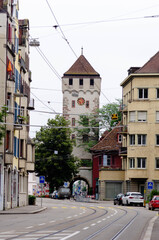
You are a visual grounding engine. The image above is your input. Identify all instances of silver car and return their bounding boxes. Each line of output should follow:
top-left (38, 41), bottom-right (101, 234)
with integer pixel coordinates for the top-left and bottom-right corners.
top-left (122, 192), bottom-right (144, 206)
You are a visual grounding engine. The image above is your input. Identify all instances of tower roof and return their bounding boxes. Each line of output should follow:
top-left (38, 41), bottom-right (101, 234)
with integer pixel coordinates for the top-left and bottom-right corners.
top-left (63, 55), bottom-right (100, 77)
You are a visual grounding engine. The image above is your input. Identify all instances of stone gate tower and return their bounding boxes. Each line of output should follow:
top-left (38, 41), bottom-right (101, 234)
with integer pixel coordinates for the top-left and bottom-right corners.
top-left (62, 53), bottom-right (101, 169)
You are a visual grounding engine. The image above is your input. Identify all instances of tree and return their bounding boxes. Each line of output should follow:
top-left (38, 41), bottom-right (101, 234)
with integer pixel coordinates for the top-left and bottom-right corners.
top-left (35, 115), bottom-right (81, 192)
top-left (0, 107), bottom-right (7, 145)
top-left (98, 99), bottom-right (122, 130)
top-left (76, 99), bottom-right (122, 152)
top-left (76, 114), bottom-right (99, 152)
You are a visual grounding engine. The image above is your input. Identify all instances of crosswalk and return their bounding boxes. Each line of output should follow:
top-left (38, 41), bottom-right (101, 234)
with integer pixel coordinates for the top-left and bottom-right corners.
top-left (0, 230), bottom-right (80, 240)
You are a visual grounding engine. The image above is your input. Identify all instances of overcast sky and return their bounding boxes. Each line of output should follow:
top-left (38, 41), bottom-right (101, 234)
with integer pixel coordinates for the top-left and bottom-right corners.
top-left (19, 0), bottom-right (159, 137)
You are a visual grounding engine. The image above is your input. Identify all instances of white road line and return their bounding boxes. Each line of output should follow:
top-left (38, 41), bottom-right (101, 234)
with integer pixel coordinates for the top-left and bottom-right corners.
top-left (61, 231), bottom-right (80, 240)
top-left (67, 216), bottom-right (72, 218)
top-left (38, 223), bottom-right (46, 226)
top-left (97, 220), bottom-right (101, 223)
top-left (142, 215), bottom-right (158, 240)
top-left (83, 227), bottom-right (89, 230)
top-left (102, 218), bottom-right (106, 221)
top-left (91, 223), bottom-right (96, 226)
top-left (49, 220), bottom-right (56, 223)
top-left (26, 226), bottom-right (33, 229)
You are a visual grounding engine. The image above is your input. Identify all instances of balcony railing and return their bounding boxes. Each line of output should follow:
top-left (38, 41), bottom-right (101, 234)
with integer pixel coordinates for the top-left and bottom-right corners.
top-left (120, 147), bottom-right (127, 155)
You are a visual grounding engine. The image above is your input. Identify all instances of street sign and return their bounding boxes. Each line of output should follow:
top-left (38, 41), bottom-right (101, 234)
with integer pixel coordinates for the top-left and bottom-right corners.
top-left (64, 182), bottom-right (68, 188)
top-left (112, 114), bottom-right (118, 120)
top-left (39, 176), bottom-right (45, 184)
top-left (148, 182), bottom-right (153, 190)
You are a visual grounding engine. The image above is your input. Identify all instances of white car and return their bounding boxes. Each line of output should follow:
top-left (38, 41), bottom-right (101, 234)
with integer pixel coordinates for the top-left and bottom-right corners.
top-left (122, 192), bottom-right (144, 206)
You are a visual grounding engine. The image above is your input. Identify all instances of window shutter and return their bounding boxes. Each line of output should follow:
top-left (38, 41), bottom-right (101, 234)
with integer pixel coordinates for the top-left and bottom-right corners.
top-left (156, 112), bottom-right (159, 122)
top-left (129, 111), bottom-right (135, 122)
top-left (138, 111), bottom-right (147, 121)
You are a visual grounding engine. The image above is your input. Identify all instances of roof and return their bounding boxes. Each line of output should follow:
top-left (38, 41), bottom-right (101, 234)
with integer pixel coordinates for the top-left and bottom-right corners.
top-left (136, 51), bottom-right (159, 73)
top-left (91, 124), bottom-right (121, 152)
top-left (63, 55), bottom-right (100, 77)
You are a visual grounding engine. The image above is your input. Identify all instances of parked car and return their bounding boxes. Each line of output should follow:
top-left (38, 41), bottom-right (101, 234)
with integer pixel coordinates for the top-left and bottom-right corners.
top-left (148, 195), bottom-right (159, 210)
top-left (58, 187), bottom-right (71, 199)
top-left (122, 192), bottom-right (144, 206)
top-left (114, 193), bottom-right (124, 205)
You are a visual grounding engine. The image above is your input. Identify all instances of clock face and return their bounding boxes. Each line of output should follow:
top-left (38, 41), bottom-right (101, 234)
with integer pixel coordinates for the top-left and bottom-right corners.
top-left (77, 97), bottom-right (85, 105)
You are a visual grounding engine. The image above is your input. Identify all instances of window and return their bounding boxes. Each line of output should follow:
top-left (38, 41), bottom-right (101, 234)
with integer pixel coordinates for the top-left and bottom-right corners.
top-left (137, 134), bottom-right (146, 145)
top-left (137, 158), bottom-right (146, 168)
top-left (6, 131), bottom-right (10, 151)
top-left (99, 156), bottom-right (102, 166)
top-left (103, 155), bottom-right (111, 166)
top-left (156, 135), bottom-right (159, 145)
top-left (155, 158), bottom-right (159, 169)
top-left (20, 139), bottom-right (24, 158)
top-left (69, 78), bottom-right (73, 85)
top-left (79, 78), bottom-right (83, 86)
top-left (129, 134), bottom-right (135, 145)
top-left (138, 111), bottom-right (147, 122)
top-left (129, 158), bottom-right (135, 168)
top-left (138, 88), bottom-right (148, 99)
top-left (72, 100), bottom-right (75, 108)
top-left (90, 78), bottom-right (94, 86)
top-left (156, 112), bottom-right (159, 122)
top-left (83, 134), bottom-right (89, 143)
top-left (129, 111), bottom-right (135, 122)
top-left (86, 101), bottom-right (89, 108)
top-left (118, 134), bottom-right (122, 143)
top-left (71, 134), bottom-right (75, 140)
top-left (157, 89), bottom-right (159, 99)
top-left (72, 118), bottom-right (75, 126)
top-left (7, 93), bottom-right (11, 112)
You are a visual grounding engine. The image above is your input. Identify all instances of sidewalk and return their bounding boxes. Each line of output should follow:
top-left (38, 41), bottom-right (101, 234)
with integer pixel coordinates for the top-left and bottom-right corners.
top-left (0, 205), bottom-right (47, 215)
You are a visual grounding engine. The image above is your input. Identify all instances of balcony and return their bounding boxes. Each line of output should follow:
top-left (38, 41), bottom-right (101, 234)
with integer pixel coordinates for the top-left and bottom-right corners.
top-left (14, 122), bottom-right (23, 130)
top-left (5, 152), bottom-right (13, 165)
top-left (120, 147), bottom-right (127, 156)
top-left (19, 158), bottom-right (26, 169)
top-left (26, 162), bottom-right (35, 172)
top-left (27, 98), bottom-right (35, 110)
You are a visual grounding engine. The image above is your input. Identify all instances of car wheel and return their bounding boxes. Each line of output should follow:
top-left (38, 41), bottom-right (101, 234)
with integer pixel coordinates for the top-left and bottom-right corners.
top-left (114, 202), bottom-right (116, 205)
top-left (152, 207), bottom-right (155, 211)
top-left (148, 206), bottom-right (151, 210)
top-left (140, 203), bottom-right (143, 207)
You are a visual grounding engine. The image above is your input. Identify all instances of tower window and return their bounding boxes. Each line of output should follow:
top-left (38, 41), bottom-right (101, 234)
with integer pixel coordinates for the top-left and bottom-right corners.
top-left (90, 79), bottom-right (94, 86)
top-left (69, 78), bottom-right (73, 85)
top-left (86, 101), bottom-right (89, 108)
top-left (72, 118), bottom-right (75, 126)
top-left (72, 100), bottom-right (75, 108)
top-left (79, 78), bottom-right (83, 86)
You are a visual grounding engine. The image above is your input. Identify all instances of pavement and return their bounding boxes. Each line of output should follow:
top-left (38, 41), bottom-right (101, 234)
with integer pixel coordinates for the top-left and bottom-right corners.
top-left (0, 205), bottom-right (47, 214)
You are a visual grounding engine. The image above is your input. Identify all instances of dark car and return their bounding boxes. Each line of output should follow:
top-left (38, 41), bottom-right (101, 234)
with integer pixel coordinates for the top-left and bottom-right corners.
top-left (114, 193), bottom-right (124, 205)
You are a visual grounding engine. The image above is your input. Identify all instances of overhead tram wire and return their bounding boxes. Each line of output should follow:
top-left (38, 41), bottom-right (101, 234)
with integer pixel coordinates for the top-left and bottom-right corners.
top-left (45, 0), bottom-right (111, 103)
top-left (45, 0), bottom-right (78, 59)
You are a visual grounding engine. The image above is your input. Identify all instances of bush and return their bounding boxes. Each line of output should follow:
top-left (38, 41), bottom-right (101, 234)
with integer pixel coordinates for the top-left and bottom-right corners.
top-left (148, 189), bottom-right (159, 201)
top-left (29, 195), bottom-right (36, 205)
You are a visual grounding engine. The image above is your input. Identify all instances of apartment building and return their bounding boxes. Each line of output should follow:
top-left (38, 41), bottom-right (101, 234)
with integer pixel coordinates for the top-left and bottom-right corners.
top-left (120, 51), bottom-right (159, 196)
top-left (0, 0), bottom-right (35, 210)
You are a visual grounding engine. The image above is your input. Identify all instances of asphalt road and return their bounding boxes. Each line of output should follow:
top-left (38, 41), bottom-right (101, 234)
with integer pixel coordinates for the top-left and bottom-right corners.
top-left (0, 198), bottom-right (157, 240)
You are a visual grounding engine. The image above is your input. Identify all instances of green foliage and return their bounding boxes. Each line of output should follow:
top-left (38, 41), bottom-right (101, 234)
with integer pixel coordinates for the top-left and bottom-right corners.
top-left (148, 189), bottom-right (159, 201)
top-left (35, 115), bottom-right (81, 192)
top-left (98, 99), bottom-right (122, 130)
top-left (76, 114), bottom-right (99, 152)
top-left (0, 107), bottom-right (7, 145)
top-left (28, 195), bottom-right (36, 205)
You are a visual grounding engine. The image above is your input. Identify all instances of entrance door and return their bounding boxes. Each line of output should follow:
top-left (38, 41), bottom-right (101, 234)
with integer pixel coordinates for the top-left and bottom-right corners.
top-left (139, 184), bottom-right (145, 196)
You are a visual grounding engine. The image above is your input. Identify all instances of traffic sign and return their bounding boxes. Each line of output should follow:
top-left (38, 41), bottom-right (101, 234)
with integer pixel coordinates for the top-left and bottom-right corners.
top-left (112, 114), bottom-right (118, 120)
top-left (148, 182), bottom-right (153, 190)
top-left (39, 176), bottom-right (45, 184)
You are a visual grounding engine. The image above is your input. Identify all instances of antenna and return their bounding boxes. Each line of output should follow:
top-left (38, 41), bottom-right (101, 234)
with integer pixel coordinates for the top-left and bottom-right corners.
top-left (81, 47), bottom-right (83, 55)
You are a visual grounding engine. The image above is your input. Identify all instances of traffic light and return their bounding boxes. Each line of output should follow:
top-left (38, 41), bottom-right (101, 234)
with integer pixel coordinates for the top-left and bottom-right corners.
top-left (112, 114), bottom-right (118, 120)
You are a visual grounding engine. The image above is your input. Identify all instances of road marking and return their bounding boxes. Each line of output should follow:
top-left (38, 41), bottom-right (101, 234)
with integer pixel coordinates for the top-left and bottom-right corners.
top-left (0, 235), bottom-right (17, 237)
top-left (38, 223), bottom-right (46, 226)
top-left (26, 226), bottom-right (33, 229)
top-left (83, 227), bottom-right (89, 230)
top-left (102, 218), bottom-right (106, 220)
top-left (142, 215), bottom-right (158, 240)
top-left (52, 207), bottom-right (58, 208)
top-left (91, 223), bottom-right (96, 226)
top-left (97, 220), bottom-right (101, 223)
top-left (67, 216), bottom-right (72, 218)
top-left (49, 220), bottom-right (56, 223)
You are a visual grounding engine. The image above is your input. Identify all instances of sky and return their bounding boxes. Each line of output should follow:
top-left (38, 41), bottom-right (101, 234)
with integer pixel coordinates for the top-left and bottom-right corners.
top-left (19, 0), bottom-right (159, 137)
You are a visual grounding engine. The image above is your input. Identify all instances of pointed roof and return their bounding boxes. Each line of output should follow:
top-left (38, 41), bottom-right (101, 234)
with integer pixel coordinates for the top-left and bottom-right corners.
top-left (63, 55), bottom-right (100, 77)
top-left (135, 51), bottom-right (159, 73)
top-left (91, 124), bottom-right (121, 152)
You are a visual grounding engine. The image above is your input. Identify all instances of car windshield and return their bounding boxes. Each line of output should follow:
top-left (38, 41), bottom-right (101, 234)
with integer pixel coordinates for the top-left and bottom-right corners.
top-left (155, 197), bottom-right (159, 200)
